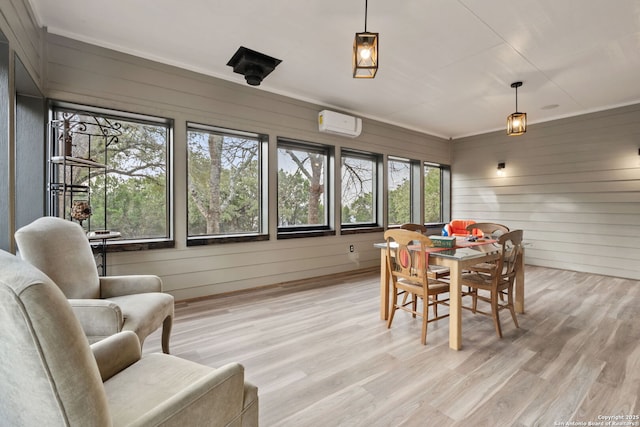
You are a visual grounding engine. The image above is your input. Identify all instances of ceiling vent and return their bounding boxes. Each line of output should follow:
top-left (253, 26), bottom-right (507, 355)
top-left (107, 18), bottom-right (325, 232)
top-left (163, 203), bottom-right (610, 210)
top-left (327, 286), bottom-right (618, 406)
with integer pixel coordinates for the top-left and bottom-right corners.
top-left (226, 46), bottom-right (282, 86)
top-left (318, 110), bottom-right (362, 138)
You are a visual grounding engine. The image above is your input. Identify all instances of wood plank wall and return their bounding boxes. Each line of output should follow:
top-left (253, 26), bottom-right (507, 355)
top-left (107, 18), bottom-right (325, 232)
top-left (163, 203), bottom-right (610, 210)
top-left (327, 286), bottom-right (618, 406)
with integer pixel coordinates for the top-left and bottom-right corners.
top-left (0, 0), bottom-right (43, 89)
top-left (0, 0), bottom-right (43, 252)
top-left (44, 34), bottom-right (451, 300)
top-left (452, 105), bottom-right (640, 280)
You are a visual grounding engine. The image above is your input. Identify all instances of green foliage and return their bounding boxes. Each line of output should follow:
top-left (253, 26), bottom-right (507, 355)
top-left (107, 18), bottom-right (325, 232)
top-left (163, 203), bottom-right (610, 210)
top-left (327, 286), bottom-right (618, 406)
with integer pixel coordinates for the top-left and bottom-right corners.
top-left (277, 168), bottom-right (312, 225)
top-left (187, 132), bottom-right (260, 235)
top-left (424, 166), bottom-right (441, 222)
top-left (64, 111), bottom-right (445, 239)
top-left (387, 178), bottom-right (411, 225)
top-left (343, 193), bottom-right (374, 223)
top-left (67, 112), bottom-right (168, 239)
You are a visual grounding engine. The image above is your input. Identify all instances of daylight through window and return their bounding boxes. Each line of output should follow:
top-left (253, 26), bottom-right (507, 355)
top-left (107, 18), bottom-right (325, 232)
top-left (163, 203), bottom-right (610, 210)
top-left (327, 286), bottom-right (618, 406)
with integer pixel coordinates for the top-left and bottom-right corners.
top-left (341, 150), bottom-right (378, 226)
top-left (187, 124), bottom-right (265, 238)
top-left (51, 106), bottom-right (171, 242)
top-left (277, 139), bottom-right (330, 231)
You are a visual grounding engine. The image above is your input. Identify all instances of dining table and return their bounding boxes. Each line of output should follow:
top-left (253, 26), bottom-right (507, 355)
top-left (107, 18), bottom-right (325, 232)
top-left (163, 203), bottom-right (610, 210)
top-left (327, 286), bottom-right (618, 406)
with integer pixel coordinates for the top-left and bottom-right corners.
top-left (375, 237), bottom-right (525, 350)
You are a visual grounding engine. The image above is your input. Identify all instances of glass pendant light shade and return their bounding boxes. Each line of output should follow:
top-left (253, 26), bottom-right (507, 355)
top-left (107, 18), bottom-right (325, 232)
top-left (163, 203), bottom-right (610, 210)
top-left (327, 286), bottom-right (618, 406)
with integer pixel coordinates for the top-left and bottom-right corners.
top-left (353, 32), bottom-right (378, 78)
top-left (507, 81), bottom-right (526, 136)
top-left (353, 0), bottom-right (378, 78)
top-left (507, 111), bottom-right (527, 136)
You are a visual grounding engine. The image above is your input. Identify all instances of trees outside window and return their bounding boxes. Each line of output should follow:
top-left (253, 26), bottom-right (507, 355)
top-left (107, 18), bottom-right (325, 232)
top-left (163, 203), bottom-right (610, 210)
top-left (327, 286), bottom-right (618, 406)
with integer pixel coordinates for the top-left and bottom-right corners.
top-left (341, 151), bottom-right (378, 226)
top-left (277, 140), bottom-right (330, 229)
top-left (51, 107), bottom-right (170, 241)
top-left (424, 163), bottom-right (442, 223)
top-left (187, 125), bottom-right (264, 237)
top-left (387, 157), bottom-right (411, 225)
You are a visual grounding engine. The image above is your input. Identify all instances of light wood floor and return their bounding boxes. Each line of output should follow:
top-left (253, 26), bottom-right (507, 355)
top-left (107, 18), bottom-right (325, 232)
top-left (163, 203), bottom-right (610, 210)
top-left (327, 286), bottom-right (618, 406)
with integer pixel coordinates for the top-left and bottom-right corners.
top-left (143, 265), bottom-right (640, 427)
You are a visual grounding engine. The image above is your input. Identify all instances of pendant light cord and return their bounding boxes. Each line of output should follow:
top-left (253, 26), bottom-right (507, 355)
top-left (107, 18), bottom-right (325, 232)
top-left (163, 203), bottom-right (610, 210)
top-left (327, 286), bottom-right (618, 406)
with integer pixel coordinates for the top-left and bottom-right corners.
top-left (364, 0), bottom-right (368, 32)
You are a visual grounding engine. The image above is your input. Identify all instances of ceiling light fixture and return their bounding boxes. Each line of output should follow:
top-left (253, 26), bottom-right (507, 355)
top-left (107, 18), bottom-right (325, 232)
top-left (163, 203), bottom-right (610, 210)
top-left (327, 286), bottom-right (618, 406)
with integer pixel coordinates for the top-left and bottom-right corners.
top-left (497, 162), bottom-right (506, 176)
top-left (353, 0), bottom-right (378, 79)
top-left (507, 81), bottom-right (526, 136)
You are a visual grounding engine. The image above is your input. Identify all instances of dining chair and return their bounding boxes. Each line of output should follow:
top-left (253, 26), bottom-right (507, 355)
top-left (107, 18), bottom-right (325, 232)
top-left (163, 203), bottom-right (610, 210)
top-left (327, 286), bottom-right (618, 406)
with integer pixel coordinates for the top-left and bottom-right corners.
top-left (399, 223), bottom-right (427, 233)
top-left (400, 223), bottom-right (450, 280)
top-left (460, 229), bottom-right (523, 338)
top-left (465, 222), bottom-right (511, 275)
top-left (465, 222), bottom-right (510, 239)
top-left (384, 229), bottom-right (450, 345)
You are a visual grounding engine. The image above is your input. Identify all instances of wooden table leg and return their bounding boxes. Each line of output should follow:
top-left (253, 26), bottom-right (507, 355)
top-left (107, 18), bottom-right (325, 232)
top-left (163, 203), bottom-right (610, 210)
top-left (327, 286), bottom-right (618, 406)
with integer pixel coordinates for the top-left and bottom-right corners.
top-left (380, 249), bottom-right (389, 320)
top-left (449, 262), bottom-right (462, 350)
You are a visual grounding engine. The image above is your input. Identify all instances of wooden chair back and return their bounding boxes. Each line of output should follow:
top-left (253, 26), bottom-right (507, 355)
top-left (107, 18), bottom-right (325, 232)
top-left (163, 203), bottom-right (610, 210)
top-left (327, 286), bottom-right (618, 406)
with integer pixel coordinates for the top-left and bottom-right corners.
top-left (384, 229), bottom-right (433, 287)
top-left (399, 223), bottom-right (427, 233)
top-left (466, 222), bottom-right (510, 239)
top-left (495, 229), bottom-right (523, 286)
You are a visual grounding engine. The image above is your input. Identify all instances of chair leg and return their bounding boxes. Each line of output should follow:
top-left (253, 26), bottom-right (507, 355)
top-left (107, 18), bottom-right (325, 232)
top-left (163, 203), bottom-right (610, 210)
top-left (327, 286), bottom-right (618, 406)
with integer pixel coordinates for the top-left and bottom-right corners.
top-left (491, 291), bottom-right (503, 338)
top-left (387, 287), bottom-right (398, 328)
top-left (162, 315), bottom-right (173, 354)
top-left (421, 295), bottom-right (428, 345)
top-left (432, 294), bottom-right (438, 317)
top-left (507, 287), bottom-right (519, 329)
top-left (412, 294), bottom-right (417, 318)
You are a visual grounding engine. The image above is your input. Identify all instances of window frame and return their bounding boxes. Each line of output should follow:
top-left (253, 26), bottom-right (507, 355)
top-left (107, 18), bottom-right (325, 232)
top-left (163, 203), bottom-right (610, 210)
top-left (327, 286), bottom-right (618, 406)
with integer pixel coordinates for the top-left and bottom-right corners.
top-left (386, 156), bottom-right (414, 227)
top-left (49, 101), bottom-right (174, 250)
top-left (340, 149), bottom-right (382, 230)
top-left (423, 161), bottom-right (450, 226)
top-left (186, 122), bottom-right (269, 246)
top-left (276, 137), bottom-right (335, 239)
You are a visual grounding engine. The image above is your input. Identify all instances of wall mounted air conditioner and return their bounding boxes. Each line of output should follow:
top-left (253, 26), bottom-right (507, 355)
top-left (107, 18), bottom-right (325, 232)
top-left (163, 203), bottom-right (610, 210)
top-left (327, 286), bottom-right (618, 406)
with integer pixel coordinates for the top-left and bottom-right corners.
top-left (318, 110), bottom-right (362, 138)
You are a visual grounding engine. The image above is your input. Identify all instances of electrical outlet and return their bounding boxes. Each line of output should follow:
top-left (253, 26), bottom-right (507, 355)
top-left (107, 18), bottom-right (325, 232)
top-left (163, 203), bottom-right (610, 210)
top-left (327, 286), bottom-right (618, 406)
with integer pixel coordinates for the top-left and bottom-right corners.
top-left (349, 244), bottom-right (355, 253)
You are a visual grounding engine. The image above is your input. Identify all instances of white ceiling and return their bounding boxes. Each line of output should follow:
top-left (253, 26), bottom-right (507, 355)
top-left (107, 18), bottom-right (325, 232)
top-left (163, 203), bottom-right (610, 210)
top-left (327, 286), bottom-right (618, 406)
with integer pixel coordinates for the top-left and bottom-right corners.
top-left (28, 0), bottom-right (640, 139)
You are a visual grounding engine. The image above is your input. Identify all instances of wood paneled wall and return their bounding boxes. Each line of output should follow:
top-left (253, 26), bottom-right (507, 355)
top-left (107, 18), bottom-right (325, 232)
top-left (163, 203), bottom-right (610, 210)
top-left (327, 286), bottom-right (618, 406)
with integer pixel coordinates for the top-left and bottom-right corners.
top-left (452, 105), bottom-right (640, 280)
top-left (0, 0), bottom-right (43, 89)
top-left (0, 0), bottom-right (44, 252)
top-left (44, 34), bottom-right (450, 300)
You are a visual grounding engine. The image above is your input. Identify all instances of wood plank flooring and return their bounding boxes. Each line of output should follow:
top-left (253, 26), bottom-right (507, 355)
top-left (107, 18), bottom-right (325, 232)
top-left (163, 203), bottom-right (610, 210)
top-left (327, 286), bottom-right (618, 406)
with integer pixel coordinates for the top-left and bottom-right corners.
top-left (143, 266), bottom-right (640, 427)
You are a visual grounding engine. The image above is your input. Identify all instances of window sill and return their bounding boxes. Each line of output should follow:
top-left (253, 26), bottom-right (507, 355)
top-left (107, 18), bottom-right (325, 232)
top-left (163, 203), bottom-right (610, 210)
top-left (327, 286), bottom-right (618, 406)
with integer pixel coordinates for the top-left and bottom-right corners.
top-left (187, 234), bottom-right (270, 246)
top-left (341, 226), bottom-right (384, 235)
top-left (277, 229), bottom-right (336, 239)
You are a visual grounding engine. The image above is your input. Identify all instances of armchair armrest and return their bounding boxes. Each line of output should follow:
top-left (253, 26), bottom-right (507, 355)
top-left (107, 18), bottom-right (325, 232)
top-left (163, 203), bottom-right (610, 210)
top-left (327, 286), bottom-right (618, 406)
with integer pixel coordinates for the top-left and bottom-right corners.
top-left (129, 361), bottom-right (247, 427)
top-left (69, 298), bottom-right (123, 338)
top-left (99, 275), bottom-right (162, 298)
top-left (91, 331), bottom-right (142, 381)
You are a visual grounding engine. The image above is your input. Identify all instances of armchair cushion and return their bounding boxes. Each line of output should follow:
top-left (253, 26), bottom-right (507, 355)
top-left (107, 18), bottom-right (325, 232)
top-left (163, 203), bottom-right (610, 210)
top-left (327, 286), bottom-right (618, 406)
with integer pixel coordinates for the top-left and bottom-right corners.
top-left (108, 292), bottom-right (174, 347)
top-left (105, 358), bottom-right (249, 427)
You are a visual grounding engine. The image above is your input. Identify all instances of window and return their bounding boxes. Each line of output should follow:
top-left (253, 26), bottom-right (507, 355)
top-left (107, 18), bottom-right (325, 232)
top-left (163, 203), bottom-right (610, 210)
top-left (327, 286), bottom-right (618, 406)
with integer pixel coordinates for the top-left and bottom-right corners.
top-left (424, 162), bottom-right (442, 223)
top-left (277, 138), bottom-right (332, 235)
top-left (50, 104), bottom-right (171, 244)
top-left (387, 157), bottom-right (411, 225)
top-left (341, 150), bottom-right (379, 227)
top-left (187, 124), bottom-right (266, 241)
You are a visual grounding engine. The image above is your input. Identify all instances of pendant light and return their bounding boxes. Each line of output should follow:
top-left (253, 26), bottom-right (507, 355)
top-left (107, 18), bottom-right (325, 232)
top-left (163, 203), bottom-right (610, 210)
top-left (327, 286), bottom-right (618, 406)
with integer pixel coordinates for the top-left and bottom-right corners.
top-left (507, 81), bottom-right (526, 136)
top-left (353, 0), bottom-right (378, 78)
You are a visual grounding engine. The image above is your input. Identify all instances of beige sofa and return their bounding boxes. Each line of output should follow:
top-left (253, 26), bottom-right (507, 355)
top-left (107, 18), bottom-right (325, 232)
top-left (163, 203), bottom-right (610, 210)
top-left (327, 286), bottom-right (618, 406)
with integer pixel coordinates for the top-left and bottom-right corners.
top-left (0, 249), bottom-right (258, 426)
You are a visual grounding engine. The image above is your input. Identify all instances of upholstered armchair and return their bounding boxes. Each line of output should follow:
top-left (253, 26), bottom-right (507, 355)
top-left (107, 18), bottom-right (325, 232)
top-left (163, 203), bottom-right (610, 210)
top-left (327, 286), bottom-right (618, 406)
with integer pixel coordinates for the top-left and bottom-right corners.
top-left (15, 216), bottom-right (174, 353)
top-left (443, 219), bottom-right (484, 237)
top-left (0, 249), bottom-right (258, 426)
